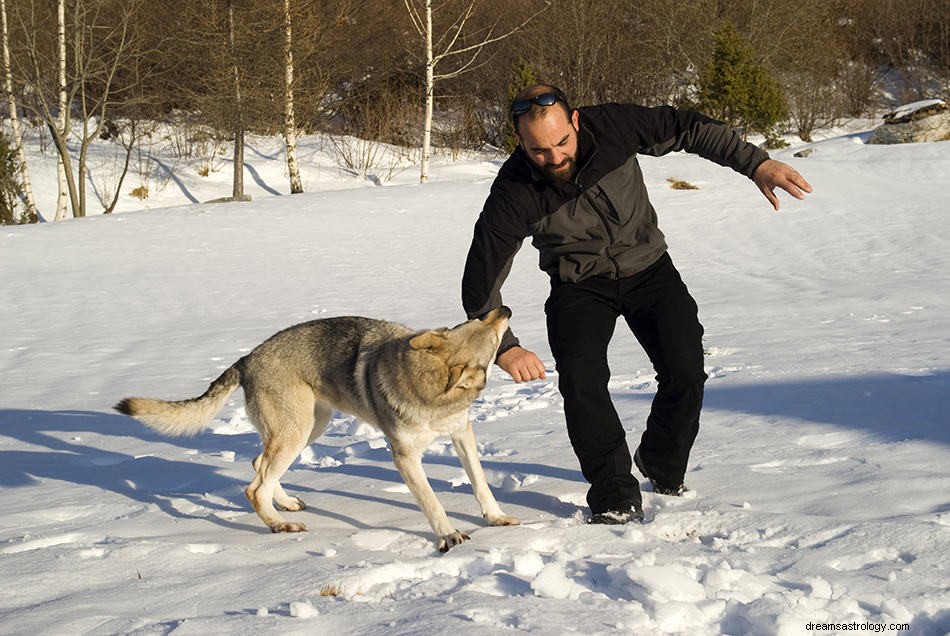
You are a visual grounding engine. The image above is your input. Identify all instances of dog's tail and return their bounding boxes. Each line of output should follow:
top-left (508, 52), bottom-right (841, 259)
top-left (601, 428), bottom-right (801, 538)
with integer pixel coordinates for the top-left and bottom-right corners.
top-left (114, 365), bottom-right (241, 437)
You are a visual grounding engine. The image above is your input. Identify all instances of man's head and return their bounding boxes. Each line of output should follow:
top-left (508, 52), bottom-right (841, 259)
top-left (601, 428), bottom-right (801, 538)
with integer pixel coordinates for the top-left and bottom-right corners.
top-left (511, 84), bottom-right (579, 182)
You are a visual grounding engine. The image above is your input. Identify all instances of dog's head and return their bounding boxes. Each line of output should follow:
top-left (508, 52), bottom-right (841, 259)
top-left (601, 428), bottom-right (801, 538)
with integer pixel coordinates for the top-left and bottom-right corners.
top-left (407, 306), bottom-right (511, 402)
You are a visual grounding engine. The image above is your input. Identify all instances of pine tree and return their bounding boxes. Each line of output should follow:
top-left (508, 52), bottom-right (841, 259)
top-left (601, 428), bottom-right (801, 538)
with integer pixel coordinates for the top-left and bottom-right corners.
top-left (504, 59), bottom-right (538, 153)
top-left (699, 22), bottom-right (788, 140)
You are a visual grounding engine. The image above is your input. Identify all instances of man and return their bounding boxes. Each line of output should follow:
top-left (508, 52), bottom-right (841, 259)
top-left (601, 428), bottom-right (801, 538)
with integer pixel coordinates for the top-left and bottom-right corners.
top-left (461, 84), bottom-right (812, 525)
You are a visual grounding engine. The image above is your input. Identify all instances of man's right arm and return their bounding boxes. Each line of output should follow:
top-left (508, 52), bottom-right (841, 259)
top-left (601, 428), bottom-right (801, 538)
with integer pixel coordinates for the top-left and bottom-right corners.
top-left (461, 185), bottom-right (535, 360)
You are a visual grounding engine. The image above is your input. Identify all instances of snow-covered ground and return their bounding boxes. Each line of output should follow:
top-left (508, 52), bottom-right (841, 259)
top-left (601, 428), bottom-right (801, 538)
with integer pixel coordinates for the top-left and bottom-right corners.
top-left (1, 121), bottom-right (948, 635)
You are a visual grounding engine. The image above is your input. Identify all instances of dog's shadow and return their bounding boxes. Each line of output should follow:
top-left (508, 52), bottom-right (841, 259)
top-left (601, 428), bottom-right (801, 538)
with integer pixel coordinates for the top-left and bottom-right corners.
top-left (0, 409), bottom-right (268, 532)
top-left (0, 409), bottom-right (580, 534)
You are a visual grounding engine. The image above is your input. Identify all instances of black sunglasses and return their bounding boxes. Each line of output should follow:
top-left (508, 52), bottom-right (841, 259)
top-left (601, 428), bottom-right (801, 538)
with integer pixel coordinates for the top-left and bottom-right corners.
top-left (510, 92), bottom-right (570, 123)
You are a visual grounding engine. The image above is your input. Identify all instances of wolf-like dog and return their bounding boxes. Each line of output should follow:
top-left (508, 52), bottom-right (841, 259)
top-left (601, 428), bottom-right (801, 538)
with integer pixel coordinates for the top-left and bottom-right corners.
top-left (115, 307), bottom-right (518, 552)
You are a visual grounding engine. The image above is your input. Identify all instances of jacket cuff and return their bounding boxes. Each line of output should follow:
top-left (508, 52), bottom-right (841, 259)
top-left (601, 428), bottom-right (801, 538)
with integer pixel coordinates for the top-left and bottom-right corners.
top-left (496, 328), bottom-right (520, 359)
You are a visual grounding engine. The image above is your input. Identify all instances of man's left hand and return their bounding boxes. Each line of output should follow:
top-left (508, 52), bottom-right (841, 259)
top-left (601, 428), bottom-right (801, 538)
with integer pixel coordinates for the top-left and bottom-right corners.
top-left (752, 159), bottom-right (813, 211)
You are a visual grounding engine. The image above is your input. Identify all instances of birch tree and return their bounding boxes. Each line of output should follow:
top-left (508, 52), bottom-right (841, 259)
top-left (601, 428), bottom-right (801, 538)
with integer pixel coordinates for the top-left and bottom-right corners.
top-left (54, 0), bottom-right (67, 220)
top-left (282, 0), bottom-right (302, 193)
top-left (403, 0), bottom-right (548, 183)
top-left (1, 0), bottom-right (35, 222)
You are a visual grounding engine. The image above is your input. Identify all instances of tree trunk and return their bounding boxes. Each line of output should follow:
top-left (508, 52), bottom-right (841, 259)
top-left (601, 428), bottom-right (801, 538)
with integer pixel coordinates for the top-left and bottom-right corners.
top-left (54, 0), bottom-right (69, 221)
top-left (419, 0), bottom-right (433, 183)
top-left (283, 0), bottom-right (303, 194)
top-left (228, 0), bottom-right (248, 201)
top-left (1, 0), bottom-right (37, 222)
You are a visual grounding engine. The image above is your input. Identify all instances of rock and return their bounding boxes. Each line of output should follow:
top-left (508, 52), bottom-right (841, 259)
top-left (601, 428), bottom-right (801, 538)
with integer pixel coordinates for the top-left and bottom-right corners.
top-left (867, 99), bottom-right (950, 144)
top-left (793, 147), bottom-right (817, 158)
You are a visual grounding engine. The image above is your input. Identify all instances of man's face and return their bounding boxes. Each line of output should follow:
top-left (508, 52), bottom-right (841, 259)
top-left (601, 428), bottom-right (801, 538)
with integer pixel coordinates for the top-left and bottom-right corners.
top-left (516, 108), bottom-right (580, 182)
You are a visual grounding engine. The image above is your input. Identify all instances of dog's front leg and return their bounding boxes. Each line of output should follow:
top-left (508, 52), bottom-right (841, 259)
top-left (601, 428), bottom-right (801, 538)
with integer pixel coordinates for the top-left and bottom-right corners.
top-left (451, 421), bottom-right (520, 527)
top-left (390, 450), bottom-right (469, 552)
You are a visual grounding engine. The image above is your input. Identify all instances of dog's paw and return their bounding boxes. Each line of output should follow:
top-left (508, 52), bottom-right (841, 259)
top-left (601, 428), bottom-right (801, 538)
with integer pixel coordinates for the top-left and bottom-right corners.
top-left (486, 514), bottom-right (520, 527)
top-left (270, 521), bottom-right (307, 533)
top-left (277, 497), bottom-right (306, 512)
top-left (438, 530), bottom-right (471, 553)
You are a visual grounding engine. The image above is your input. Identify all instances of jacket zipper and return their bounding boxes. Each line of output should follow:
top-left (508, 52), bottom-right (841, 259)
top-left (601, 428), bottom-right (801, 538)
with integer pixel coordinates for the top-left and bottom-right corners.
top-left (581, 185), bottom-right (622, 277)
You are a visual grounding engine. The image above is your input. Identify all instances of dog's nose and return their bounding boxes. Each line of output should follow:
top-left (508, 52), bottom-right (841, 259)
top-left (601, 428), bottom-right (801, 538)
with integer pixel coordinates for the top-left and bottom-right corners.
top-left (494, 306), bottom-right (512, 320)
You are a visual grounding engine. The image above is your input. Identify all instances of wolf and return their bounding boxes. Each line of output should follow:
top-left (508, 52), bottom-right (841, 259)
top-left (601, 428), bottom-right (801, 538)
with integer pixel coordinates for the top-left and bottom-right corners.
top-left (115, 307), bottom-right (519, 552)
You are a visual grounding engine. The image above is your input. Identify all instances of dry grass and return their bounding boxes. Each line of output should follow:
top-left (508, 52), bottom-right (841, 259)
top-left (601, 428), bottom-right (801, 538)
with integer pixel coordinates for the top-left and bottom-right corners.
top-left (667, 177), bottom-right (699, 190)
top-left (318, 583), bottom-right (343, 597)
top-left (129, 185), bottom-right (149, 200)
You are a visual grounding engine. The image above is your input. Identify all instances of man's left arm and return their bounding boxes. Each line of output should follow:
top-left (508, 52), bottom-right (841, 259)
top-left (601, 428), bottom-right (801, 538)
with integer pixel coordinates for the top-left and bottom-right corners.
top-left (614, 105), bottom-right (813, 209)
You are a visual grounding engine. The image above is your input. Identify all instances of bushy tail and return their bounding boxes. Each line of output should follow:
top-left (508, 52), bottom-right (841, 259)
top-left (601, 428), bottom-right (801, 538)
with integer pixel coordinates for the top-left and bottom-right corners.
top-left (114, 366), bottom-right (241, 437)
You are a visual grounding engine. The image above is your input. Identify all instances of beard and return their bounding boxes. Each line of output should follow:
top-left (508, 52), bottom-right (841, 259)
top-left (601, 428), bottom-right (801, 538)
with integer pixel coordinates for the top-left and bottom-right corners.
top-left (541, 156), bottom-right (576, 182)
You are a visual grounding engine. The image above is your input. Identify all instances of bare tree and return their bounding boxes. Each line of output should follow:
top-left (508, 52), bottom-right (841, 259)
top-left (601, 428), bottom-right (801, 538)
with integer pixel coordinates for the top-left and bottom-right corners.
top-left (54, 0), bottom-right (67, 220)
top-left (403, 0), bottom-right (548, 182)
top-left (282, 0), bottom-right (302, 194)
top-left (226, 0), bottom-right (250, 201)
top-left (13, 0), bottom-right (149, 218)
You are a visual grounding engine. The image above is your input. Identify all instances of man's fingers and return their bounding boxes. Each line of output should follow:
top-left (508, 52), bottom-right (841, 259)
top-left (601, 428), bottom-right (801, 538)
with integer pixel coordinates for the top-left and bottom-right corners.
top-left (760, 183), bottom-right (780, 211)
top-left (497, 347), bottom-right (547, 383)
top-left (782, 171), bottom-right (812, 200)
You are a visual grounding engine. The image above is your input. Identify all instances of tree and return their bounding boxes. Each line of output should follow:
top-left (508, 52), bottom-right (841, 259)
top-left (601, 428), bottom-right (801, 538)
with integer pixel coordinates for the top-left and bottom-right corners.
top-left (13, 0), bottom-right (151, 219)
top-left (403, 0), bottom-right (547, 182)
top-left (225, 0), bottom-right (249, 201)
top-left (0, 130), bottom-right (26, 224)
top-left (54, 0), bottom-right (67, 220)
top-left (282, 0), bottom-right (302, 194)
top-left (698, 22), bottom-right (788, 140)
top-left (0, 0), bottom-right (35, 222)
top-left (503, 58), bottom-right (537, 152)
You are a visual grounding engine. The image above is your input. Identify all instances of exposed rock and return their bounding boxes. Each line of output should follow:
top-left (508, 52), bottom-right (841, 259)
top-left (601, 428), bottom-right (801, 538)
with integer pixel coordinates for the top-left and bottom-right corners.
top-left (868, 99), bottom-right (950, 144)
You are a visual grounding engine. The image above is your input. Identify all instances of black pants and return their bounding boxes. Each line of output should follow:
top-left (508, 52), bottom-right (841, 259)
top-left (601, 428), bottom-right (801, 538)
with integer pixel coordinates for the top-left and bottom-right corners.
top-left (544, 253), bottom-right (707, 514)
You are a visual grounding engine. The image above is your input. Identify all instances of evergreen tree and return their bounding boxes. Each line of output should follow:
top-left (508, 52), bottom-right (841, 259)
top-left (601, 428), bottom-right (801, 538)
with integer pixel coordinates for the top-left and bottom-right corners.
top-left (0, 132), bottom-right (30, 225)
top-left (504, 59), bottom-right (538, 153)
top-left (699, 22), bottom-right (788, 140)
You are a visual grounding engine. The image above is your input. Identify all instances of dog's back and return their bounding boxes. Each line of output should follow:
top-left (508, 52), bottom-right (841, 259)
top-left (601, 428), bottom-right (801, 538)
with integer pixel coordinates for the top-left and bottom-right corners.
top-left (239, 316), bottom-right (412, 425)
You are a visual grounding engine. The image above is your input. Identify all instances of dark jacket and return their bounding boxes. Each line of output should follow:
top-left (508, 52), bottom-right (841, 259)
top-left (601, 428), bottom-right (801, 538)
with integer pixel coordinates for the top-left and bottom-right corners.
top-left (462, 103), bottom-right (770, 353)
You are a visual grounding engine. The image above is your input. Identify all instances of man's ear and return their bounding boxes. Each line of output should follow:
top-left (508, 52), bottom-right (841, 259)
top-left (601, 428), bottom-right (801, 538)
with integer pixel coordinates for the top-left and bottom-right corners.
top-left (571, 108), bottom-right (579, 131)
top-left (409, 331), bottom-right (447, 351)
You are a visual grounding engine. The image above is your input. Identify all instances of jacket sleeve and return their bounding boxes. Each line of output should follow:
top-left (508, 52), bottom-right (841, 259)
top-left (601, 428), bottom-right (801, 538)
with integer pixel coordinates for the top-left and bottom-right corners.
top-left (461, 182), bottom-right (529, 355)
top-left (607, 104), bottom-right (770, 179)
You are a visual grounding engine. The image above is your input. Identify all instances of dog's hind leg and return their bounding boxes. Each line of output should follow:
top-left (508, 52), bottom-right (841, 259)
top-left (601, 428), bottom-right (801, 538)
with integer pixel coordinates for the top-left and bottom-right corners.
top-left (271, 403), bottom-right (332, 512)
top-left (244, 389), bottom-right (315, 532)
top-left (390, 441), bottom-right (468, 553)
top-left (451, 420), bottom-right (520, 527)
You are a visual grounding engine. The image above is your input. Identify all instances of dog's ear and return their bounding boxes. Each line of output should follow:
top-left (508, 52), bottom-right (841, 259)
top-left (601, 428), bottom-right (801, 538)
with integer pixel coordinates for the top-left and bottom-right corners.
top-left (409, 330), bottom-right (447, 351)
top-left (446, 364), bottom-right (466, 392)
top-left (445, 364), bottom-right (479, 393)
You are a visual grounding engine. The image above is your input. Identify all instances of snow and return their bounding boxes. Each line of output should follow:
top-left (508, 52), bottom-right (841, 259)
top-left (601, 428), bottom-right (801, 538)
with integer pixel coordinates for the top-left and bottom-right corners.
top-left (883, 99), bottom-right (946, 121)
top-left (2, 122), bottom-right (949, 635)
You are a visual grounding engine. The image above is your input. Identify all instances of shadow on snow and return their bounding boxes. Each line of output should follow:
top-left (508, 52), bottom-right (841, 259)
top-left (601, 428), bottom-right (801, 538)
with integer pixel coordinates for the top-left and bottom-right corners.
top-left (1, 369), bottom-right (945, 531)
top-left (615, 369), bottom-right (950, 446)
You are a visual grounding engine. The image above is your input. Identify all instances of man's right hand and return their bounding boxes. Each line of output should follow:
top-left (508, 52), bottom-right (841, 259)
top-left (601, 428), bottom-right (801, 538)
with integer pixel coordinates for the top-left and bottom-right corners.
top-left (496, 346), bottom-right (547, 383)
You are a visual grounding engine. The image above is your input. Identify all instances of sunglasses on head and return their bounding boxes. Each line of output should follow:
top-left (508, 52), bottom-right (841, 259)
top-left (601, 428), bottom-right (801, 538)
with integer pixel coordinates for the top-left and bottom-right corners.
top-left (510, 92), bottom-right (570, 123)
